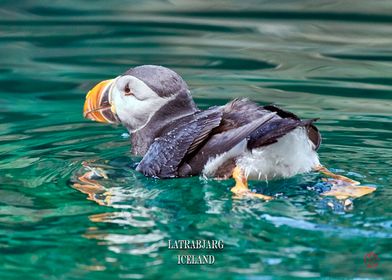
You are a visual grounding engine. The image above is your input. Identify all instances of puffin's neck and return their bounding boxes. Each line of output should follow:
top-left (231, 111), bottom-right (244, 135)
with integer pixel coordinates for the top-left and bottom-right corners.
top-left (129, 90), bottom-right (198, 156)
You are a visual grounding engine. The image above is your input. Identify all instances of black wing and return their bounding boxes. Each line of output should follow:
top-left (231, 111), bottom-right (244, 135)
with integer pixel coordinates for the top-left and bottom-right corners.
top-left (136, 108), bottom-right (223, 178)
top-left (247, 117), bottom-right (318, 149)
top-left (210, 99), bottom-right (320, 151)
top-left (180, 99), bottom-right (320, 176)
top-left (262, 104), bottom-right (321, 150)
top-left (181, 112), bottom-right (276, 176)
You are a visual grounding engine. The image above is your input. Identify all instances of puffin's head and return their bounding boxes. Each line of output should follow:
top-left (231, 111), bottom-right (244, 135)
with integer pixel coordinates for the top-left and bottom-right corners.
top-left (83, 65), bottom-right (196, 132)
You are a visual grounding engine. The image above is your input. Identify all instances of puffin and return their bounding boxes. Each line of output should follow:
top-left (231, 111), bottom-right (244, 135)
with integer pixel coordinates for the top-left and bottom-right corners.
top-left (82, 65), bottom-right (376, 200)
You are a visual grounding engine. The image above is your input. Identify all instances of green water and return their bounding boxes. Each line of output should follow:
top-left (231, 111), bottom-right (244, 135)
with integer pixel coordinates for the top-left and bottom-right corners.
top-left (0, 1), bottom-right (391, 279)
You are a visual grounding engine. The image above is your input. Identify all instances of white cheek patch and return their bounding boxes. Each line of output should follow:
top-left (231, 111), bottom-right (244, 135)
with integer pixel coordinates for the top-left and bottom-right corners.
top-left (111, 76), bottom-right (175, 132)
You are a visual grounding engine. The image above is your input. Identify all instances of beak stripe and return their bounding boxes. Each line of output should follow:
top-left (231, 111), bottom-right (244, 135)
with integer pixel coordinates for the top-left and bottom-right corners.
top-left (83, 79), bottom-right (119, 124)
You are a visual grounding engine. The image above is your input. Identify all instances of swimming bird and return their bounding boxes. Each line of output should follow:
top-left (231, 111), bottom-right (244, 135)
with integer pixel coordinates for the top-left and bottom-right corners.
top-left (82, 65), bottom-right (375, 200)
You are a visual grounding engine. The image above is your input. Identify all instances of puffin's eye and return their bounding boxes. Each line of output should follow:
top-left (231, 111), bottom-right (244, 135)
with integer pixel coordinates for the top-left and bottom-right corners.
top-left (124, 85), bottom-right (133, 96)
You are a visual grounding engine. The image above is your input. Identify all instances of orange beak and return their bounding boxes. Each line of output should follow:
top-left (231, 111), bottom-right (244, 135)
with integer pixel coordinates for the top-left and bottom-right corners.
top-left (83, 79), bottom-right (119, 124)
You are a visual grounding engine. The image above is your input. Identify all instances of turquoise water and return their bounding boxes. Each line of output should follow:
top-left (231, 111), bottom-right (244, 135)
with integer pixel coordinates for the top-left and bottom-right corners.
top-left (0, 1), bottom-right (391, 279)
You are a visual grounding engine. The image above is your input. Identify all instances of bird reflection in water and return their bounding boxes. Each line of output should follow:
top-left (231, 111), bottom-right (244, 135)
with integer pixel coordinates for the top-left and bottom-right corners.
top-left (72, 161), bottom-right (112, 206)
